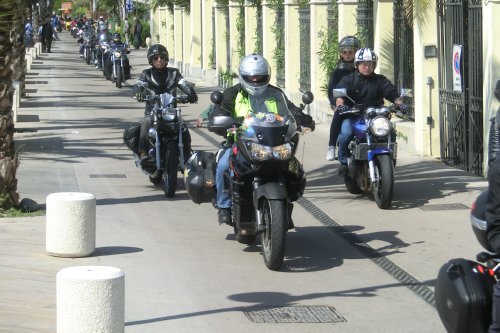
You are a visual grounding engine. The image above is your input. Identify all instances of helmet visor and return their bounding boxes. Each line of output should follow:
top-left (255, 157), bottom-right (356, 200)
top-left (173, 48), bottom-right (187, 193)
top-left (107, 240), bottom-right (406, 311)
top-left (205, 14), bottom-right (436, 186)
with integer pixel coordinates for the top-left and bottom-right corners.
top-left (241, 75), bottom-right (269, 85)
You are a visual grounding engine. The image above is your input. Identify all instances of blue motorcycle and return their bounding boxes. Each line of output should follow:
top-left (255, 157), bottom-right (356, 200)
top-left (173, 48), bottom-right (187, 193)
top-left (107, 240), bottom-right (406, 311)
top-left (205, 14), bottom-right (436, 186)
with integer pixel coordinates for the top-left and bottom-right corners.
top-left (332, 88), bottom-right (411, 209)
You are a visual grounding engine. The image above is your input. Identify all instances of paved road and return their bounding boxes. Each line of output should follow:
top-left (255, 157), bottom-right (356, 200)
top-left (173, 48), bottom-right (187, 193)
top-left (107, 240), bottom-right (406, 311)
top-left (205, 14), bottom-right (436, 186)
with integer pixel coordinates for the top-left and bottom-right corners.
top-left (0, 31), bottom-right (488, 332)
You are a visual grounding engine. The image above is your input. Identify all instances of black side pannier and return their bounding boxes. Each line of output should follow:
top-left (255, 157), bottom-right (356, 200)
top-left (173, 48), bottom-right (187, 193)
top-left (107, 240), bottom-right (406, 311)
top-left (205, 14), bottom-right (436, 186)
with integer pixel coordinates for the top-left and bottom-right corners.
top-left (123, 123), bottom-right (141, 153)
top-left (435, 258), bottom-right (496, 333)
top-left (184, 150), bottom-right (216, 204)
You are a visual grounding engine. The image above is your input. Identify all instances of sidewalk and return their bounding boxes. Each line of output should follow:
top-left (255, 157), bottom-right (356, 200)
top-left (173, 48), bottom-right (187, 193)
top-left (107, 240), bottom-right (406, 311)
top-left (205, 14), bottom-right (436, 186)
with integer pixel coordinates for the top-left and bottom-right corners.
top-left (1, 32), bottom-right (488, 332)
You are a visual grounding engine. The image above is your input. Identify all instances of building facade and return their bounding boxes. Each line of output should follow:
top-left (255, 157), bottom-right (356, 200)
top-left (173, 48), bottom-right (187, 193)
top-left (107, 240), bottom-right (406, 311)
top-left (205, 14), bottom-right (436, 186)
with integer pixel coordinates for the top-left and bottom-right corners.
top-left (149, 0), bottom-right (500, 177)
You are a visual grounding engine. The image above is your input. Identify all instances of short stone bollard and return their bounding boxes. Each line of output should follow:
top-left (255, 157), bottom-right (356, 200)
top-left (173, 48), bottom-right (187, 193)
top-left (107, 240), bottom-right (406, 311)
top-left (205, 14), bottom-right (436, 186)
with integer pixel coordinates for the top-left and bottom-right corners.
top-left (57, 266), bottom-right (125, 333)
top-left (46, 192), bottom-right (96, 257)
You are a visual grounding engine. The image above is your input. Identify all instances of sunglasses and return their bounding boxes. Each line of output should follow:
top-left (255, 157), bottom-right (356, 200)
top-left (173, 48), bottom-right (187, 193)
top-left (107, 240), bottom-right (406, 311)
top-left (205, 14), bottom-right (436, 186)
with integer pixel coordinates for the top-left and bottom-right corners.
top-left (153, 55), bottom-right (166, 61)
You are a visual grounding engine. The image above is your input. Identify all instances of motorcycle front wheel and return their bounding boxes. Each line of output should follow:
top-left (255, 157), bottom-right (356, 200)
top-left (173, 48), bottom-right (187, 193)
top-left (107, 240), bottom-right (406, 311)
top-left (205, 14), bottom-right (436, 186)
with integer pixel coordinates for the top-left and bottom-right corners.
top-left (261, 199), bottom-right (286, 271)
top-left (85, 48), bottom-right (91, 65)
top-left (115, 63), bottom-right (122, 88)
top-left (373, 154), bottom-right (394, 209)
top-left (163, 140), bottom-right (178, 198)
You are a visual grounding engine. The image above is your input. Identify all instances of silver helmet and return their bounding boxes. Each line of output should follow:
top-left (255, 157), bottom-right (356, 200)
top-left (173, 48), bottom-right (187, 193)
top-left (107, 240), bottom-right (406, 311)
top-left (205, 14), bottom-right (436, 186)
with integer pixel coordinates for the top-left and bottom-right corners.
top-left (238, 54), bottom-right (270, 96)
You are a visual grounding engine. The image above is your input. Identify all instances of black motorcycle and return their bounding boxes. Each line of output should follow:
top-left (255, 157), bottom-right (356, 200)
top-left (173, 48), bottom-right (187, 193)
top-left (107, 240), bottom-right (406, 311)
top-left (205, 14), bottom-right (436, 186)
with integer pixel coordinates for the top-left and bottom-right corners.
top-left (109, 43), bottom-right (130, 88)
top-left (184, 89), bottom-right (313, 270)
top-left (434, 79), bottom-right (500, 332)
top-left (82, 31), bottom-right (97, 65)
top-left (127, 82), bottom-right (193, 198)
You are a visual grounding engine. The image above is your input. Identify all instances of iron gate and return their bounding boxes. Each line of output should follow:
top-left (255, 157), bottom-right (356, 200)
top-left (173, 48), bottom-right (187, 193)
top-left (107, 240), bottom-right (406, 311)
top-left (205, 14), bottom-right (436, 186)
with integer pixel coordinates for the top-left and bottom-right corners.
top-left (393, 0), bottom-right (414, 120)
top-left (437, 0), bottom-right (483, 175)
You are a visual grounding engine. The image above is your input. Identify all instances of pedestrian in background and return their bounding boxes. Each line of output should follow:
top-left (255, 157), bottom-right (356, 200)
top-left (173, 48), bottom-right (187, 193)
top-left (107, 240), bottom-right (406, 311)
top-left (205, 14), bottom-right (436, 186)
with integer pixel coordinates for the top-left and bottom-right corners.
top-left (41, 17), bottom-right (53, 52)
top-left (24, 18), bottom-right (34, 49)
top-left (123, 17), bottom-right (131, 45)
top-left (132, 17), bottom-right (142, 50)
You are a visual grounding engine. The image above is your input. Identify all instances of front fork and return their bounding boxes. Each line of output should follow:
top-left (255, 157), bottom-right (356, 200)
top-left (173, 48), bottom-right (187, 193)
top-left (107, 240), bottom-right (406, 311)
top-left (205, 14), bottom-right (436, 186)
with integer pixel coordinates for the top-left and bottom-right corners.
top-left (177, 109), bottom-right (185, 171)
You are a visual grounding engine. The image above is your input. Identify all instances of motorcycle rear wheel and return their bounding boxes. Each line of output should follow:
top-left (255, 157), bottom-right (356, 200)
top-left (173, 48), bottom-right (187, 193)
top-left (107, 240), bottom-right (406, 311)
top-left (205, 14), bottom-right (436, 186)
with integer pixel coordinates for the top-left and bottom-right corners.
top-left (163, 141), bottom-right (178, 198)
top-left (344, 166), bottom-right (362, 194)
top-left (373, 154), bottom-right (394, 209)
top-left (115, 64), bottom-right (122, 88)
top-left (261, 199), bottom-right (286, 271)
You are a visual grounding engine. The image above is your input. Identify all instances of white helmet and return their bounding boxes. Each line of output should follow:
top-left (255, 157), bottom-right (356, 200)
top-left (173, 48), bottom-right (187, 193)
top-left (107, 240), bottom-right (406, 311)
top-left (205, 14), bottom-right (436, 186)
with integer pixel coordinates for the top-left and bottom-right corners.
top-left (238, 54), bottom-right (270, 96)
top-left (354, 48), bottom-right (378, 69)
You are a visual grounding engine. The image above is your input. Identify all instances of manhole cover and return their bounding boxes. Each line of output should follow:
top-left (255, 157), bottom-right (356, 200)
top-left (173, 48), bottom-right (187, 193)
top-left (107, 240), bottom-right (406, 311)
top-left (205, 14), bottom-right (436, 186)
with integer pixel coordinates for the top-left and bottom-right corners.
top-left (89, 174), bottom-right (127, 178)
top-left (419, 203), bottom-right (469, 211)
top-left (244, 305), bottom-right (346, 323)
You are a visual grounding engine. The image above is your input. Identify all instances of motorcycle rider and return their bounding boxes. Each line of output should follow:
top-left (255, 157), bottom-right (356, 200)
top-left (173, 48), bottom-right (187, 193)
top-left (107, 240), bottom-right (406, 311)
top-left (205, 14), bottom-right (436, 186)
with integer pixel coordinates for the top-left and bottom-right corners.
top-left (134, 44), bottom-right (198, 168)
top-left (334, 48), bottom-right (407, 175)
top-left (326, 35), bottom-right (361, 161)
top-left (485, 81), bottom-right (500, 332)
top-left (104, 33), bottom-right (131, 80)
top-left (95, 28), bottom-right (111, 69)
top-left (210, 53), bottom-right (315, 225)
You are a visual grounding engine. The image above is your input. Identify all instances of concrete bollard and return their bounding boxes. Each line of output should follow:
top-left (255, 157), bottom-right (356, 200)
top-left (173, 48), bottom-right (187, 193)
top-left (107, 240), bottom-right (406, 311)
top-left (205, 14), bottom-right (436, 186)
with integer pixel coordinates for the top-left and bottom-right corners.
top-left (57, 266), bottom-right (125, 333)
top-left (46, 192), bottom-right (96, 257)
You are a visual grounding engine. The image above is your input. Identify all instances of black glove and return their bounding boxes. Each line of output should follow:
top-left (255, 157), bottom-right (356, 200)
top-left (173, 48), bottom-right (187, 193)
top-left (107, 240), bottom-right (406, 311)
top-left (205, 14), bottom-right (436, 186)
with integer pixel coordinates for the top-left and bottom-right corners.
top-left (397, 104), bottom-right (409, 112)
top-left (188, 93), bottom-right (198, 103)
top-left (136, 90), bottom-right (145, 102)
top-left (336, 104), bottom-right (349, 114)
top-left (295, 112), bottom-right (314, 131)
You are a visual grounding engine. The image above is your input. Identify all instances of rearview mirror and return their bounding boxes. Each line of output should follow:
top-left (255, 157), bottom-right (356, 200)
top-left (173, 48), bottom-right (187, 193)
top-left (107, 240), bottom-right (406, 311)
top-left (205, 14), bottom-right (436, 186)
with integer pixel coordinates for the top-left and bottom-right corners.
top-left (400, 88), bottom-right (413, 98)
top-left (301, 91), bottom-right (314, 105)
top-left (332, 88), bottom-right (347, 99)
top-left (210, 91), bottom-right (223, 105)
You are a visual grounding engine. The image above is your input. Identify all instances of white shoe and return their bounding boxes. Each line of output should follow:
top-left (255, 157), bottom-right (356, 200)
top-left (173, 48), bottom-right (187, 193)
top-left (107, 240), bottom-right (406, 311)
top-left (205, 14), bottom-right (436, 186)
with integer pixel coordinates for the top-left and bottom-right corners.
top-left (326, 146), bottom-right (336, 161)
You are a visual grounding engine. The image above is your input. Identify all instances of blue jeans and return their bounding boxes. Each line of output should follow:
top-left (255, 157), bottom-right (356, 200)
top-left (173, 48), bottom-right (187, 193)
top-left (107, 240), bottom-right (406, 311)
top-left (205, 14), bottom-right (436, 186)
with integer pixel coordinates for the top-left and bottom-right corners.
top-left (216, 148), bottom-right (232, 209)
top-left (337, 118), bottom-right (353, 164)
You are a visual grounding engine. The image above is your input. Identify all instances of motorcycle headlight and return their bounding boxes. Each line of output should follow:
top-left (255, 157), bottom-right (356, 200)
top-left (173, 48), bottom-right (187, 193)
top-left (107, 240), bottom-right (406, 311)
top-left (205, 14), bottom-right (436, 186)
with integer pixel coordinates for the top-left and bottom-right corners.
top-left (161, 108), bottom-right (176, 121)
top-left (114, 51), bottom-right (121, 58)
top-left (148, 128), bottom-right (157, 139)
top-left (249, 142), bottom-right (293, 161)
top-left (272, 143), bottom-right (293, 160)
top-left (369, 116), bottom-right (392, 137)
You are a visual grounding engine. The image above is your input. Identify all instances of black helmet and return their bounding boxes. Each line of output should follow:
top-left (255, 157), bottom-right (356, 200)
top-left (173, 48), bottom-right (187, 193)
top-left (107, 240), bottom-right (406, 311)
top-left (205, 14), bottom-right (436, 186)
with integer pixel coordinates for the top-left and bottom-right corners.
top-left (339, 35), bottom-right (361, 51)
top-left (112, 33), bottom-right (121, 43)
top-left (147, 44), bottom-right (169, 65)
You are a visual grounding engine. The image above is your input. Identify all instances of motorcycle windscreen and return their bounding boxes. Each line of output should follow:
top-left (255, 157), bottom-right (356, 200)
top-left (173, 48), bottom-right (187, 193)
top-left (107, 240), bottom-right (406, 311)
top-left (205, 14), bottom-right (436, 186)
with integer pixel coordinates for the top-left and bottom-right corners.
top-left (160, 92), bottom-right (175, 107)
top-left (242, 89), bottom-right (298, 146)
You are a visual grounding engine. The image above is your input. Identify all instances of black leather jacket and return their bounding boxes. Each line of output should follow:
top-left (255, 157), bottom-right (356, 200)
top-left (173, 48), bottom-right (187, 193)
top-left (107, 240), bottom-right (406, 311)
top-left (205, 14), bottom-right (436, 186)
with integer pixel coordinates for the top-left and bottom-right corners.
top-left (136, 66), bottom-right (197, 110)
top-left (336, 71), bottom-right (400, 109)
top-left (209, 83), bottom-right (313, 131)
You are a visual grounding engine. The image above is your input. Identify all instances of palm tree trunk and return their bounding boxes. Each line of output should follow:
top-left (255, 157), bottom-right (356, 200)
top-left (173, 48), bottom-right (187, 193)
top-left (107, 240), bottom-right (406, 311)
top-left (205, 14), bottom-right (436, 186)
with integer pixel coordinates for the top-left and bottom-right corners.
top-left (0, 0), bottom-right (25, 209)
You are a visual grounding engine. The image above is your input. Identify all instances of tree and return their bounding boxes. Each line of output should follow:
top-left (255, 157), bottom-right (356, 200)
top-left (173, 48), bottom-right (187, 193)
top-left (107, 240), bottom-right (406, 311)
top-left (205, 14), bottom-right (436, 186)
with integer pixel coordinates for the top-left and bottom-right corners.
top-left (0, 0), bottom-right (32, 210)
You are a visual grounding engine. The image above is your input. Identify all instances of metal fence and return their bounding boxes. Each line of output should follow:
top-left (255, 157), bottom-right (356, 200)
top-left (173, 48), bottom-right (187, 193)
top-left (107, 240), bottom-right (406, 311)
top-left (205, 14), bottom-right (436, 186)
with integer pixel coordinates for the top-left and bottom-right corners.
top-left (357, 0), bottom-right (374, 49)
top-left (393, 0), bottom-right (415, 120)
top-left (437, 0), bottom-right (483, 175)
top-left (298, 7), bottom-right (311, 92)
top-left (275, 8), bottom-right (285, 87)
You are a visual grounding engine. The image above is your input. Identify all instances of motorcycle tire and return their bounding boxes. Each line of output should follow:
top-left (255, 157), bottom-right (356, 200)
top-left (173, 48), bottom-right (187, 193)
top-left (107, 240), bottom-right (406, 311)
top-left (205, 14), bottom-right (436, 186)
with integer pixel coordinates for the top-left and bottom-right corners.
top-left (344, 173), bottom-right (362, 194)
top-left (261, 199), bottom-right (286, 271)
top-left (85, 49), bottom-right (90, 65)
top-left (115, 64), bottom-right (122, 88)
top-left (373, 154), bottom-right (394, 209)
top-left (163, 141), bottom-right (178, 198)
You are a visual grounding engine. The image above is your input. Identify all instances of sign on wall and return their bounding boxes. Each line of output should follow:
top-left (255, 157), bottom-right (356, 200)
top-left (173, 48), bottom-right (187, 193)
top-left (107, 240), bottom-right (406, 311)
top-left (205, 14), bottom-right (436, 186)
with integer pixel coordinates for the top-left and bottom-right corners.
top-left (453, 45), bottom-right (462, 92)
